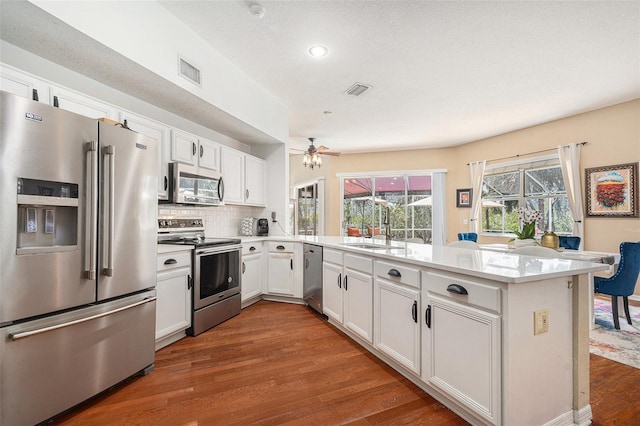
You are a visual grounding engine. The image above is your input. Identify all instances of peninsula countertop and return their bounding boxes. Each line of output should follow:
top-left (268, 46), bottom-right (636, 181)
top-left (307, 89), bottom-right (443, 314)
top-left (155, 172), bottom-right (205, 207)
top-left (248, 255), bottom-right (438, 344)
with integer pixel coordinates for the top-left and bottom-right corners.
top-left (233, 235), bottom-right (610, 284)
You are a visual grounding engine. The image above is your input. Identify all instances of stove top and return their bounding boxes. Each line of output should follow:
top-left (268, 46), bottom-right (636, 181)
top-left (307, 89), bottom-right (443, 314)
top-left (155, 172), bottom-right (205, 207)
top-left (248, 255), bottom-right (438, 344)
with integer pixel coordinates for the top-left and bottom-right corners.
top-left (157, 217), bottom-right (240, 248)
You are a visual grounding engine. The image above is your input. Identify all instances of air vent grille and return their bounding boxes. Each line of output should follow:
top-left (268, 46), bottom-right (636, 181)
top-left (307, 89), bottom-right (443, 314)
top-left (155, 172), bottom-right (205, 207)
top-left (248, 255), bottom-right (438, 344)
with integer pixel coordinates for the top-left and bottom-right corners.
top-left (344, 83), bottom-right (371, 96)
top-left (179, 57), bottom-right (201, 86)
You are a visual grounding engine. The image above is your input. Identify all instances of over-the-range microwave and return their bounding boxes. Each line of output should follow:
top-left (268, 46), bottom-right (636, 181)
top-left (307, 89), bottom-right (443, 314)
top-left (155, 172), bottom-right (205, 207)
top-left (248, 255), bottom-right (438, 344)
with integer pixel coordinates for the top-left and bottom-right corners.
top-left (162, 162), bottom-right (224, 206)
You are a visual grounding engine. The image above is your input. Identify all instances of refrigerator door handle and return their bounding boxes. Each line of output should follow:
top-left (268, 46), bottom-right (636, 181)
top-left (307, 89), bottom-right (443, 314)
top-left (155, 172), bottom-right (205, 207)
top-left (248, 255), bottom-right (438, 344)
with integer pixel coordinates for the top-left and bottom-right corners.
top-left (103, 145), bottom-right (115, 276)
top-left (9, 297), bottom-right (157, 340)
top-left (85, 141), bottom-right (98, 280)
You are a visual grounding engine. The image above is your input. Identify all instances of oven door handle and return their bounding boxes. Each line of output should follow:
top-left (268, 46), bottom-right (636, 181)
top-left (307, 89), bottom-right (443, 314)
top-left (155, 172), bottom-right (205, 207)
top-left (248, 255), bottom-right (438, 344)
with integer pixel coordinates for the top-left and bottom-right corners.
top-left (196, 245), bottom-right (242, 256)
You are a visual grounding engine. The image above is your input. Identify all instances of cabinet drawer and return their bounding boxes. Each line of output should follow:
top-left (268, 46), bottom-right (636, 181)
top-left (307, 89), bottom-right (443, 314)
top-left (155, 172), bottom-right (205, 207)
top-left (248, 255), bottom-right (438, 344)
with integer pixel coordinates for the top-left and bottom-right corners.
top-left (324, 248), bottom-right (343, 265)
top-left (423, 271), bottom-right (501, 313)
top-left (375, 260), bottom-right (420, 289)
top-left (157, 251), bottom-right (191, 272)
top-left (242, 243), bottom-right (262, 255)
top-left (344, 253), bottom-right (372, 274)
top-left (268, 242), bottom-right (295, 253)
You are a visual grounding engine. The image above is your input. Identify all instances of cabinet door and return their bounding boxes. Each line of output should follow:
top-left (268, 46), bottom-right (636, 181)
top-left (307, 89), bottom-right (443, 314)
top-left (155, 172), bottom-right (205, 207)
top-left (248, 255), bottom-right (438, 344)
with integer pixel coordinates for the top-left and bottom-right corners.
top-left (267, 252), bottom-right (294, 295)
top-left (50, 86), bottom-right (118, 119)
top-left (120, 111), bottom-right (170, 200)
top-left (374, 279), bottom-right (420, 374)
top-left (242, 253), bottom-right (262, 302)
top-left (344, 268), bottom-right (373, 343)
top-left (220, 147), bottom-right (245, 204)
top-left (156, 268), bottom-right (191, 341)
top-left (422, 295), bottom-right (500, 425)
top-left (198, 138), bottom-right (220, 171)
top-left (0, 65), bottom-right (48, 102)
top-left (244, 155), bottom-right (266, 206)
top-left (322, 261), bottom-right (344, 322)
top-left (171, 129), bottom-right (197, 165)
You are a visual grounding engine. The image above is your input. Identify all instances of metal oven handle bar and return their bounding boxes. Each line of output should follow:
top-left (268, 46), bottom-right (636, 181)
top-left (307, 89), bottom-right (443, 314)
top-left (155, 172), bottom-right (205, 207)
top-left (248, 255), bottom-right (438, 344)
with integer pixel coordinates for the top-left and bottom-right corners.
top-left (84, 141), bottom-right (98, 280)
top-left (196, 244), bottom-right (242, 256)
top-left (103, 145), bottom-right (115, 276)
top-left (9, 297), bottom-right (157, 340)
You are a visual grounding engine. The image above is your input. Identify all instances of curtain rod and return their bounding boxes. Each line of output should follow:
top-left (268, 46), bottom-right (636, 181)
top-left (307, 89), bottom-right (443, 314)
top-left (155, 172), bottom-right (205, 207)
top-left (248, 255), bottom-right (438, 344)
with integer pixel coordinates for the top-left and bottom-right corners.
top-left (467, 141), bottom-right (588, 165)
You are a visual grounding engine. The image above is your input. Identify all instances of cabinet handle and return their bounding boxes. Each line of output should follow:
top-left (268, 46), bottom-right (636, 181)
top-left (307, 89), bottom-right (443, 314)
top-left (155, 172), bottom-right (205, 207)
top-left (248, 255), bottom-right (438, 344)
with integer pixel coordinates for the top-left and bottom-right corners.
top-left (344, 275), bottom-right (348, 291)
top-left (412, 300), bottom-right (417, 323)
top-left (305, 258), bottom-right (310, 269)
top-left (187, 275), bottom-right (192, 290)
top-left (218, 177), bottom-right (224, 202)
top-left (276, 245), bottom-right (285, 250)
top-left (249, 246), bottom-right (256, 251)
top-left (387, 269), bottom-right (401, 277)
top-left (425, 305), bottom-right (431, 328)
top-left (446, 284), bottom-right (468, 295)
top-left (53, 95), bottom-right (59, 107)
top-left (200, 145), bottom-right (203, 158)
top-left (32, 89), bottom-right (39, 101)
top-left (290, 258), bottom-right (293, 270)
top-left (164, 176), bottom-right (168, 191)
top-left (192, 142), bottom-right (196, 156)
top-left (242, 261), bottom-right (246, 274)
top-left (163, 258), bottom-right (178, 265)
top-left (338, 273), bottom-right (342, 289)
top-left (246, 189), bottom-right (249, 200)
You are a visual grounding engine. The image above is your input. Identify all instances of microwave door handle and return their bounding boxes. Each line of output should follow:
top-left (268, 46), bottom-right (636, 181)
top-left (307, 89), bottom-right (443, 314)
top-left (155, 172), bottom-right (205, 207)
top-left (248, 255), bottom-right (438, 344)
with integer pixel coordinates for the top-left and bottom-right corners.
top-left (103, 145), bottom-right (115, 276)
top-left (84, 141), bottom-right (98, 280)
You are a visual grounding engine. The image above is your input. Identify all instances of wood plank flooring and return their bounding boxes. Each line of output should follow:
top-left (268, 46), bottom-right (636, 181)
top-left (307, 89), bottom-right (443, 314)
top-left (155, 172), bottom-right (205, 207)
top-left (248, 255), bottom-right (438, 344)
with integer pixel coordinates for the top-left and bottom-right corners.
top-left (50, 301), bottom-right (640, 425)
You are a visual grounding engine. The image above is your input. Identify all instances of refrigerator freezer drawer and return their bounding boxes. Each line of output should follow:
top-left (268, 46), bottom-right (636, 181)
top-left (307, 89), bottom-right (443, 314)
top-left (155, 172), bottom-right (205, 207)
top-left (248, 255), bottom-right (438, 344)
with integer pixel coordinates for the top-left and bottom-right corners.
top-left (0, 290), bottom-right (156, 426)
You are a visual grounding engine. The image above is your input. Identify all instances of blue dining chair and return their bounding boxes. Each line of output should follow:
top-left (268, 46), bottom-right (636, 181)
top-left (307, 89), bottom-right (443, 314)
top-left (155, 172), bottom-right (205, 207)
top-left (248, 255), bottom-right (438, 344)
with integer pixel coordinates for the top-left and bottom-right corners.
top-left (457, 232), bottom-right (478, 242)
top-left (593, 242), bottom-right (640, 329)
top-left (559, 236), bottom-right (581, 250)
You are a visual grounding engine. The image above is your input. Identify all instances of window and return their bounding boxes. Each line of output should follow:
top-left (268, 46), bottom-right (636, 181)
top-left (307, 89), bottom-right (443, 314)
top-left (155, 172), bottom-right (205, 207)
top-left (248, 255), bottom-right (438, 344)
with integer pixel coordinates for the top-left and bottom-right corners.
top-left (341, 174), bottom-right (432, 243)
top-left (481, 163), bottom-right (574, 236)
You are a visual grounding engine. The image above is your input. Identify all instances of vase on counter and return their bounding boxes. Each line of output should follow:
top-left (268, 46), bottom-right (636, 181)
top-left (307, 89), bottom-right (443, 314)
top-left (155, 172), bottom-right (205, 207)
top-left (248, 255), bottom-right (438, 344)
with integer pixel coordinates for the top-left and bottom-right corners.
top-left (514, 238), bottom-right (537, 248)
top-left (540, 231), bottom-right (559, 249)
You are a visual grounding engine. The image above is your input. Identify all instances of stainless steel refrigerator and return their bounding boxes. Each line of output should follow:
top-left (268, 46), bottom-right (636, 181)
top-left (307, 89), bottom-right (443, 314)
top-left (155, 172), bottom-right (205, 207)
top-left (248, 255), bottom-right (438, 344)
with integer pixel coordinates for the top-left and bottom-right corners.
top-left (0, 91), bottom-right (158, 426)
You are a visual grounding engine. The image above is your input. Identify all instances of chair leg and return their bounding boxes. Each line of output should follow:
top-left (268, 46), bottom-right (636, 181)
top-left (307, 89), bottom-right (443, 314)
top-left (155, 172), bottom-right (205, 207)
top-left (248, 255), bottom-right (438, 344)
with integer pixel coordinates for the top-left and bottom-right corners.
top-left (623, 296), bottom-right (632, 325)
top-left (611, 295), bottom-right (620, 329)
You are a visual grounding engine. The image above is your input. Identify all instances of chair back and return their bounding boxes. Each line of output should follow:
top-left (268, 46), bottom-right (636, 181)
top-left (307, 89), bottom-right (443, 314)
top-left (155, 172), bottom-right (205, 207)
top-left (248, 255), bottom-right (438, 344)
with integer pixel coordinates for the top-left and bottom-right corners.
top-left (512, 246), bottom-right (558, 258)
top-left (447, 240), bottom-right (479, 249)
top-left (605, 242), bottom-right (640, 296)
top-left (457, 232), bottom-right (478, 242)
top-left (559, 236), bottom-right (581, 250)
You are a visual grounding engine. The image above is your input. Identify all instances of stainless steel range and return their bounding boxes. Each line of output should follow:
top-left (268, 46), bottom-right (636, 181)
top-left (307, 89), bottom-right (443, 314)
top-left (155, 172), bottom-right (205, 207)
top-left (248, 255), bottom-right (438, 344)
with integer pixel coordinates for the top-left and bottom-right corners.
top-left (158, 218), bottom-right (242, 335)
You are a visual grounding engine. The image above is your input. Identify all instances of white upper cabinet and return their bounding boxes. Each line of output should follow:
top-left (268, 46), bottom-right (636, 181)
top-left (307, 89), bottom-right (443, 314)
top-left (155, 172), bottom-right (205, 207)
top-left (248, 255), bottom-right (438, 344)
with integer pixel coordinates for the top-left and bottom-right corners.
top-left (171, 130), bottom-right (220, 171)
top-left (220, 146), bottom-right (266, 206)
top-left (0, 65), bottom-right (48, 102)
top-left (50, 86), bottom-right (119, 119)
top-left (120, 111), bottom-right (171, 200)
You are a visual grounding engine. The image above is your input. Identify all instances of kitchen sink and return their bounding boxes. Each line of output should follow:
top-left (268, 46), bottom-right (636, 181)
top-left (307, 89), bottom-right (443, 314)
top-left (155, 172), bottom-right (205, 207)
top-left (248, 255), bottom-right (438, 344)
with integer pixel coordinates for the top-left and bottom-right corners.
top-left (342, 243), bottom-right (389, 250)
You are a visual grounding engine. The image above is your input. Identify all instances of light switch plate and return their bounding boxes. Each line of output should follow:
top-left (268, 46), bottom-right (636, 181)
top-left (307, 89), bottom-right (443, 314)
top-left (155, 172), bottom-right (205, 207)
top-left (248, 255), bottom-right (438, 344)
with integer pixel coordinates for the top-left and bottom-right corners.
top-left (534, 309), bottom-right (549, 335)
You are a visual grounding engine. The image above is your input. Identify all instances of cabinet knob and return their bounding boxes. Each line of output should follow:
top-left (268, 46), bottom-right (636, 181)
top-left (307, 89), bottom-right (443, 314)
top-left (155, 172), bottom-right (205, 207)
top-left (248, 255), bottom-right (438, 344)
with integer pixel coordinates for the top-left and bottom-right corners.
top-left (249, 246), bottom-right (256, 251)
top-left (276, 245), bottom-right (285, 250)
top-left (446, 284), bottom-right (468, 295)
top-left (163, 258), bottom-right (177, 265)
top-left (387, 269), bottom-right (401, 278)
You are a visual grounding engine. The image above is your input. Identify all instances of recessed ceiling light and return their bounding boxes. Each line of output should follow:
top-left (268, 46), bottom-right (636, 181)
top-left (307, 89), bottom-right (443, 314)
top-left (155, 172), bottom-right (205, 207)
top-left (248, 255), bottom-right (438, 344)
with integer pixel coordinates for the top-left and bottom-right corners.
top-left (308, 45), bottom-right (328, 57)
top-left (249, 4), bottom-right (265, 18)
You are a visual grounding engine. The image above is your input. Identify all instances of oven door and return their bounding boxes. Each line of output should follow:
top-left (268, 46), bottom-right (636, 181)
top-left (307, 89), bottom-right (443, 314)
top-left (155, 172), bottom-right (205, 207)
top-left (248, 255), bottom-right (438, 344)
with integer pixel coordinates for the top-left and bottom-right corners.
top-left (193, 245), bottom-right (241, 310)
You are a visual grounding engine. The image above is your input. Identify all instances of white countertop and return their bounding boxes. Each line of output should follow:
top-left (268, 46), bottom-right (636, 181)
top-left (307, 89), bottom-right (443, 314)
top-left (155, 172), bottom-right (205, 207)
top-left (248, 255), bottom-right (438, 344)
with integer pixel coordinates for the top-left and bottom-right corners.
top-left (231, 235), bottom-right (610, 284)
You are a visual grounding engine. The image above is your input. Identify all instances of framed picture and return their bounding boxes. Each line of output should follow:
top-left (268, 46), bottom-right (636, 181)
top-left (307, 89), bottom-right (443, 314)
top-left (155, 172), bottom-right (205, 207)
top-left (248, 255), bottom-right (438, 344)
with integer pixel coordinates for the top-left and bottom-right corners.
top-left (585, 162), bottom-right (638, 218)
top-left (456, 188), bottom-right (472, 208)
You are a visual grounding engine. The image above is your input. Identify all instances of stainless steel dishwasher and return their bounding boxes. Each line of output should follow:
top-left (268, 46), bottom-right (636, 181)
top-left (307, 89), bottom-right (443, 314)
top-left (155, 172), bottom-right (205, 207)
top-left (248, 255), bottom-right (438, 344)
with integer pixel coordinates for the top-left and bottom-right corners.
top-left (303, 244), bottom-right (323, 315)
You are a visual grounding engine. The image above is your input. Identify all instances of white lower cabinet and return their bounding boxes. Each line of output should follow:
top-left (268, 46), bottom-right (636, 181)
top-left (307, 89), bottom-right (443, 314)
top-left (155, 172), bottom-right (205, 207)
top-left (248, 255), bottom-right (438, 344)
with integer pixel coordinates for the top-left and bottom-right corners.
top-left (322, 249), bottom-right (373, 343)
top-left (266, 242), bottom-right (296, 296)
top-left (156, 247), bottom-right (192, 350)
top-left (241, 242), bottom-right (263, 304)
top-left (421, 270), bottom-right (501, 425)
top-left (374, 260), bottom-right (421, 374)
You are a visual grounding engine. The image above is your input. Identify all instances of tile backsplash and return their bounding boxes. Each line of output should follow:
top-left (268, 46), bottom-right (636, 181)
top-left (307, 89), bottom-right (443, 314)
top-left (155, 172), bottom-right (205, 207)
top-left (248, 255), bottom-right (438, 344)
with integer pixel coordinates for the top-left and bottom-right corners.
top-left (158, 205), bottom-right (267, 237)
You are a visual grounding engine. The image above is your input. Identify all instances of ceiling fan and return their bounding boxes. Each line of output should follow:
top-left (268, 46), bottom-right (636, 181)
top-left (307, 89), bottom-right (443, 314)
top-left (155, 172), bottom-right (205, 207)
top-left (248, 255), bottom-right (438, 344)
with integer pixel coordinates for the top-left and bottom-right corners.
top-left (291, 138), bottom-right (341, 157)
top-left (292, 138), bottom-right (341, 169)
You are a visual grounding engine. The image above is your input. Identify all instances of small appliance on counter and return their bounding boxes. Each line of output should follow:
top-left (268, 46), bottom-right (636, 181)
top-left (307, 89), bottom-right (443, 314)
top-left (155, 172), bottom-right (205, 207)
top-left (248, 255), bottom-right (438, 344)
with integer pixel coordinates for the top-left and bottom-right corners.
top-left (256, 218), bottom-right (269, 236)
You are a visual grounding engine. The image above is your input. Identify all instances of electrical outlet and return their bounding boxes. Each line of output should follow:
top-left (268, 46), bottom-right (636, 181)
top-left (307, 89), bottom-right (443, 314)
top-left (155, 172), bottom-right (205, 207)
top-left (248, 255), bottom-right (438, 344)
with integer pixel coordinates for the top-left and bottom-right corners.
top-left (463, 219), bottom-right (468, 225)
top-left (534, 309), bottom-right (549, 335)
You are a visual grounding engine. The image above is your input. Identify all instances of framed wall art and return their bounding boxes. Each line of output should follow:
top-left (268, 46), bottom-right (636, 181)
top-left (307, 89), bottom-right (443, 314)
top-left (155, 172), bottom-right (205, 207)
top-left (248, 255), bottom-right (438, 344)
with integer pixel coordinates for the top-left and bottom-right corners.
top-left (585, 162), bottom-right (638, 218)
top-left (456, 188), bottom-right (472, 208)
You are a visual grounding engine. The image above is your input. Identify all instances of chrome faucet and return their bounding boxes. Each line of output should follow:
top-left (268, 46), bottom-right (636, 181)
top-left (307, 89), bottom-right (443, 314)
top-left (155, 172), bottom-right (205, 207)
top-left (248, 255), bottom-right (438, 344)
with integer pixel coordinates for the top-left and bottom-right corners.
top-left (383, 205), bottom-right (392, 245)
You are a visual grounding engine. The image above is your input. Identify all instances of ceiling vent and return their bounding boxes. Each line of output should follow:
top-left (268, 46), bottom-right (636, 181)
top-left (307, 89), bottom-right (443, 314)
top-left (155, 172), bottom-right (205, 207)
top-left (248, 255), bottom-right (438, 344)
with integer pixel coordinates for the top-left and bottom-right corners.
top-left (344, 83), bottom-right (371, 96)
top-left (178, 56), bottom-right (201, 86)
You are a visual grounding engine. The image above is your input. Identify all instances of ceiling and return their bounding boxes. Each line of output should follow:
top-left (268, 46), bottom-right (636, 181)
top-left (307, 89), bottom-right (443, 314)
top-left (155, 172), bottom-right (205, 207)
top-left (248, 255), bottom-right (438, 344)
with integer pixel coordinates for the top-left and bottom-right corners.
top-left (1, 1), bottom-right (639, 156)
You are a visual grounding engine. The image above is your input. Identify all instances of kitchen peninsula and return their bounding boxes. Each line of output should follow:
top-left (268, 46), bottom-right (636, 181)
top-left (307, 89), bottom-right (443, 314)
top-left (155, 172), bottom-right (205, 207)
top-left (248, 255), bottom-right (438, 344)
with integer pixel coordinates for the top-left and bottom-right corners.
top-left (240, 235), bottom-right (609, 426)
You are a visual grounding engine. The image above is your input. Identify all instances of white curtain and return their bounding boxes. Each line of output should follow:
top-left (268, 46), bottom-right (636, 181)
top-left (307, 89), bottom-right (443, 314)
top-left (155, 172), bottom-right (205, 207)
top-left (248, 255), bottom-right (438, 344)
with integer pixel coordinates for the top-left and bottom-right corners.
top-left (468, 160), bottom-right (486, 233)
top-left (558, 143), bottom-right (584, 249)
top-left (431, 172), bottom-right (446, 246)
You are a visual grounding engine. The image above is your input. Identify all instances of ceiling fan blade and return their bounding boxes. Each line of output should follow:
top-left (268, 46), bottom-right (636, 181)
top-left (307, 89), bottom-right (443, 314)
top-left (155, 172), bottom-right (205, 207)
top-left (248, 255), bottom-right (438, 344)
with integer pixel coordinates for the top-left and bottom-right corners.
top-left (321, 151), bottom-right (341, 156)
top-left (316, 145), bottom-right (330, 151)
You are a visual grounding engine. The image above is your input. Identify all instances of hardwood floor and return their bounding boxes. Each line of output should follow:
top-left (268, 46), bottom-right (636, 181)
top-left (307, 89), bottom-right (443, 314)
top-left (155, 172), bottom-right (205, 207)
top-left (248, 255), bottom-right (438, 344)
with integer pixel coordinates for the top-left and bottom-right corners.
top-left (50, 301), bottom-right (640, 425)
